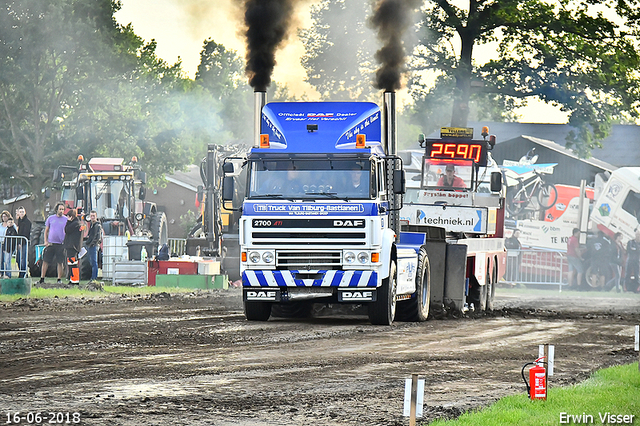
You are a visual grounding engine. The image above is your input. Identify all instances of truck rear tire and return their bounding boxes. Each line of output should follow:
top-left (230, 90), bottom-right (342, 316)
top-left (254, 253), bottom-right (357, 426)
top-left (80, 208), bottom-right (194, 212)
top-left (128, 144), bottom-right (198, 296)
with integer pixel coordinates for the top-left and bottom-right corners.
top-left (244, 301), bottom-right (272, 321)
top-left (368, 261), bottom-right (397, 325)
top-left (397, 247), bottom-right (430, 322)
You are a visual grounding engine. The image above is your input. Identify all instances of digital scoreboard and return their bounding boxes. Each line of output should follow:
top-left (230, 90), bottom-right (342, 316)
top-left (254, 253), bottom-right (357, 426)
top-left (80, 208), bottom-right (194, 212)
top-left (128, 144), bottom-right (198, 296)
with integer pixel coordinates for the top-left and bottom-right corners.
top-left (424, 127), bottom-right (489, 166)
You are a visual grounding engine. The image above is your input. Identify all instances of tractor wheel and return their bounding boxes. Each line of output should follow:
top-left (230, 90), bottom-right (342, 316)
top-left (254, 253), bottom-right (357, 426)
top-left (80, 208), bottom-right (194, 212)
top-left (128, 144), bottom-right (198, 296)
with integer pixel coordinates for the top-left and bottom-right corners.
top-left (28, 222), bottom-right (56, 278)
top-left (80, 254), bottom-right (93, 280)
top-left (150, 212), bottom-right (168, 246)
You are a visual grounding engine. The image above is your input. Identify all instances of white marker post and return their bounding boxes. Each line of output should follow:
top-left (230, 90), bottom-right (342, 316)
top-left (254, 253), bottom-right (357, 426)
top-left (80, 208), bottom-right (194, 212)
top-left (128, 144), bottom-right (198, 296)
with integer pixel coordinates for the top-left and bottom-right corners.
top-left (635, 325), bottom-right (639, 372)
top-left (539, 344), bottom-right (555, 397)
top-left (403, 374), bottom-right (425, 425)
top-left (538, 344), bottom-right (555, 376)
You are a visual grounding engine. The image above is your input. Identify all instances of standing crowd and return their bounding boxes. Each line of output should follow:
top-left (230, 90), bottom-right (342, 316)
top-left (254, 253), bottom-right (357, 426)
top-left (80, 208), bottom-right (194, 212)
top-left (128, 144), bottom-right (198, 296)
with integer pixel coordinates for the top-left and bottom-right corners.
top-left (0, 206), bottom-right (31, 278)
top-left (0, 202), bottom-right (103, 284)
top-left (37, 202), bottom-right (103, 285)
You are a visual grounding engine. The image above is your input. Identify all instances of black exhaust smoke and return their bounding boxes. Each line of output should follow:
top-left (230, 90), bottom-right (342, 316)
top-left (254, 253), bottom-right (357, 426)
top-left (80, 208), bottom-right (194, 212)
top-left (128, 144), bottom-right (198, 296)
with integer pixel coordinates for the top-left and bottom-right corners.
top-left (243, 0), bottom-right (296, 91)
top-left (371, 0), bottom-right (420, 91)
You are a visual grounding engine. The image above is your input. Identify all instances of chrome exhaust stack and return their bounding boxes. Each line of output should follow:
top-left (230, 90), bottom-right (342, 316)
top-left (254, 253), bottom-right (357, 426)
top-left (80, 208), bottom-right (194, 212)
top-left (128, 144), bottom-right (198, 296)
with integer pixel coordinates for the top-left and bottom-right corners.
top-left (254, 91), bottom-right (267, 147)
top-left (383, 91), bottom-right (401, 235)
top-left (383, 91), bottom-right (397, 156)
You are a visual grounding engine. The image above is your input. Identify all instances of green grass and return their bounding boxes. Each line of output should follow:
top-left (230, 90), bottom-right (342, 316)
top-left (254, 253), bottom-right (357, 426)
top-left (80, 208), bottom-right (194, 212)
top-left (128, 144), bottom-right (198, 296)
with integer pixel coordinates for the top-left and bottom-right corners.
top-left (426, 363), bottom-right (640, 426)
top-left (0, 281), bottom-right (202, 302)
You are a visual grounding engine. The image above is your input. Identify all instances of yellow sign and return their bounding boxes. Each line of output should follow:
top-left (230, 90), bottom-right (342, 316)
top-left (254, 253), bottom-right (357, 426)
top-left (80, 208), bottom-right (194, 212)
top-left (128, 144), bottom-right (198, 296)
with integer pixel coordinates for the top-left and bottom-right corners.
top-left (440, 127), bottom-right (474, 138)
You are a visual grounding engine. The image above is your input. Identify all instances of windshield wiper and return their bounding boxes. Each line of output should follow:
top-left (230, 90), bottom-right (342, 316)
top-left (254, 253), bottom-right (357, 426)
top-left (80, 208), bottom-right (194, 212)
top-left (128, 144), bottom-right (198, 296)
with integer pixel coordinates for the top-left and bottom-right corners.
top-left (252, 193), bottom-right (283, 198)
top-left (304, 191), bottom-right (354, 201)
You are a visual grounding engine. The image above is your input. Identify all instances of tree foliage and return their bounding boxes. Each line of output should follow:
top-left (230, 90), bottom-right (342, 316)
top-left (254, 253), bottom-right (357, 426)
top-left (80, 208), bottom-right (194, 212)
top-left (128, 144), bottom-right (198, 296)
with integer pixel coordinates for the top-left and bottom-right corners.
top-left (300, 0), bottom-right (379, 101)
top-left (0, 0), bottom-right (219, 212)
top-left (413, 0), bottom-right (640, 156)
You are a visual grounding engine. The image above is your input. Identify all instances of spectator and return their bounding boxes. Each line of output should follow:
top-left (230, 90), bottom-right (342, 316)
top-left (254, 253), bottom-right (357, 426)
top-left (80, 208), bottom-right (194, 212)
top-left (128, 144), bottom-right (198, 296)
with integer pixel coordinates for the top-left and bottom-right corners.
top-left (3, 217), bottom-right (18, 278)
top-left (587, 231), bottom-right (612, 289)
top-left (0, 210), bottom-right (10, 276)
top-left (437, 164), bottom-right (466, 189)
top-left (567, 228), bottom-right (584, 290)
top-left (505, 229), bottom-right (522, 282)
top-left (16, 206), bottom-right (31, 278)
top-left (625, 230), bottom-right (640, 293)
top-left (84, 210), bottom-right (103, 283)
top-left (39, 202), bottom-right (67, 285)
top-left (64, 208), bottom-right (83, 285)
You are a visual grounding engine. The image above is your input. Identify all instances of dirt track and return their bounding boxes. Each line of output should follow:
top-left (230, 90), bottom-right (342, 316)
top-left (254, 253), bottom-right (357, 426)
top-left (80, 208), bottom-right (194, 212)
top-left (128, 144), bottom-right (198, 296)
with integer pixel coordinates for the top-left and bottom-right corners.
top-left (1, 288), bottom-right (639, 426)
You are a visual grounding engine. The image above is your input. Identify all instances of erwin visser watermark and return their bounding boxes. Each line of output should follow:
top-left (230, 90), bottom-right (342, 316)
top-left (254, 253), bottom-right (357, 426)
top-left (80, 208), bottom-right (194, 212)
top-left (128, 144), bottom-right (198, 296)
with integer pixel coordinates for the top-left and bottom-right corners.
top-left (559, 412), bottom-right (635, 424)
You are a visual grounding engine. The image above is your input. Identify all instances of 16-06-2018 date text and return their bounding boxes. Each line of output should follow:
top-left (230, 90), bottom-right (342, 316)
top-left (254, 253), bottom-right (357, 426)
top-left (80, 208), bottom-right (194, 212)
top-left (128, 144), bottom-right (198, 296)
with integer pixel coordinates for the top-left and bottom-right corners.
top-left (5, 412), bottom-right (81, 424)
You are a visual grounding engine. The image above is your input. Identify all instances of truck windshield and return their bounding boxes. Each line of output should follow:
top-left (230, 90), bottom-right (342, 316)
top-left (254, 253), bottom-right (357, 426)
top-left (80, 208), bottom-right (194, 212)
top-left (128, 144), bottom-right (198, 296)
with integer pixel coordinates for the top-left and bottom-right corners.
top-left (89, 179), bottom-right (131, 219)
top-left (249, 159), bottom-right (372, 200)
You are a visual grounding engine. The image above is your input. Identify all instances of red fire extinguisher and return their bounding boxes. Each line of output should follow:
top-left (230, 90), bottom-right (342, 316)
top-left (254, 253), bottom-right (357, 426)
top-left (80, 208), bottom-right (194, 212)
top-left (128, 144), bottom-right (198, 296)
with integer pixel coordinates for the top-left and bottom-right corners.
top-left (521, 356), bottom-right (547, 400)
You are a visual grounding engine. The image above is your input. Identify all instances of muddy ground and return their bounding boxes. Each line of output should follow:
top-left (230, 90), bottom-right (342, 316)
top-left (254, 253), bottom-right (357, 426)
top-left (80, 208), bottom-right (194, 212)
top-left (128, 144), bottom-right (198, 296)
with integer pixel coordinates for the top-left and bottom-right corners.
top-left (0, 288), bottom-right (639, 426)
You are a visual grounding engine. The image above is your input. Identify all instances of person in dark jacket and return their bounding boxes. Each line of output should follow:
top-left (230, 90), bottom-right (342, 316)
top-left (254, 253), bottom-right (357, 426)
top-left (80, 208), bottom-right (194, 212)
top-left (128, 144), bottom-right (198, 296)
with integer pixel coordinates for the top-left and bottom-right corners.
top-left (63, 209), bottom-right (83, 285)
top-left (16, 206), bottom-right (31, 278)
top-left (3, 217), bottom-right (18, 278)
top-left (84, 210), bottom-right (103, 282)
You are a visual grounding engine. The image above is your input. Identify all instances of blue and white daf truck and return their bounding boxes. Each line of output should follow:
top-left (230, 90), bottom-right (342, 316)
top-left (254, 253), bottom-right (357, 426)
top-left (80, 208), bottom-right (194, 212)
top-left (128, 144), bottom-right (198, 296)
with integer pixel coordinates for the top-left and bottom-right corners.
top-left (223, 92), bottom-right (505, 324)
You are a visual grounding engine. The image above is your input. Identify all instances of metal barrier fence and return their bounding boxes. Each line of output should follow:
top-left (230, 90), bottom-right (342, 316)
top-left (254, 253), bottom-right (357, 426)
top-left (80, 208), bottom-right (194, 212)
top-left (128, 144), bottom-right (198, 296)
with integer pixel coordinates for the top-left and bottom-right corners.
top-left (502, 248), bottom-right (568, 292)
top-left (0, 235), bottom-right (29, 278)
top-left (168, 238), bottom-right (187, 256)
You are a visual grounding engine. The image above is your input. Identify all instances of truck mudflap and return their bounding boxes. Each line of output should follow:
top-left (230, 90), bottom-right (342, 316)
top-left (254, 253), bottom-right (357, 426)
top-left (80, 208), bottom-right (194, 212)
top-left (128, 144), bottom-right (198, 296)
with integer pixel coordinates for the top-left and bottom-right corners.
top-left (243, 270), bottom-right (378, 287)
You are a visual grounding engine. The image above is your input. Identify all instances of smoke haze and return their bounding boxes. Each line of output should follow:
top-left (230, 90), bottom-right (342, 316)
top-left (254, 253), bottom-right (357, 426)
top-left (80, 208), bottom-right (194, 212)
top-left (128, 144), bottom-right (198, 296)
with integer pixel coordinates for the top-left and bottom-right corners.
top-left (371, 0), bottom-right (420, 91)
top-left (242, 0), bottom-right (299, 91)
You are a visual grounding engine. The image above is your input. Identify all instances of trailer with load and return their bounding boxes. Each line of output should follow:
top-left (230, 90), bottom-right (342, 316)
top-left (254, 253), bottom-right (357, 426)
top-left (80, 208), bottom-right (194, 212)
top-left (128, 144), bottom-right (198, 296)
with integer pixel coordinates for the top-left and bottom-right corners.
top-left (222, 92), bottom-right (506, 324)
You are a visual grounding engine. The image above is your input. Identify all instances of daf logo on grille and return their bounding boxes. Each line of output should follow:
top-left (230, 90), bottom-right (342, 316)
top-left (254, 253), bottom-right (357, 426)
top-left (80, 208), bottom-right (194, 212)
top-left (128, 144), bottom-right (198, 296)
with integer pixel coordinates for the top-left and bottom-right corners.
top-left (333, 220), bottom-right (364, 227)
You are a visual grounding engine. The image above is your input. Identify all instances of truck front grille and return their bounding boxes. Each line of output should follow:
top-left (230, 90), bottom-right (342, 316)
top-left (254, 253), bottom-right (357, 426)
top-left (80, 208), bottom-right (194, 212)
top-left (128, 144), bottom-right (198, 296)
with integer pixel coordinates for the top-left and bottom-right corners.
top-left (277, 250), bottom-right (342, 269)
top-left (252, 231), bottom-right (366, 245)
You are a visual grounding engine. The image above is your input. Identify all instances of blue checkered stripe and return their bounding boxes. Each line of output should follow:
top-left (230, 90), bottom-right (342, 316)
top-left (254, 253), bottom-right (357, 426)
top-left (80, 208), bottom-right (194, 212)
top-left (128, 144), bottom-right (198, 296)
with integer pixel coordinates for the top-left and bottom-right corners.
top-left (243, 270), bottom-right (378, 287)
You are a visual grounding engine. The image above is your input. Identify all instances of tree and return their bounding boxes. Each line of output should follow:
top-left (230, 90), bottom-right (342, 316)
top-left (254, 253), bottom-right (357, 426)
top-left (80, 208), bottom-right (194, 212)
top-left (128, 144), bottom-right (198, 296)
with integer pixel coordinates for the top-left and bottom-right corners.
top-left (412, 0), bottom-right (640, 156)
top-left (300, 0), bottom-right (380, 101)
top-left (196, 38), bottom-right (302, 145)
top-left (0, 0), bottom-right (206, 213)
top-left (196, 39), bottom-right (253, 143)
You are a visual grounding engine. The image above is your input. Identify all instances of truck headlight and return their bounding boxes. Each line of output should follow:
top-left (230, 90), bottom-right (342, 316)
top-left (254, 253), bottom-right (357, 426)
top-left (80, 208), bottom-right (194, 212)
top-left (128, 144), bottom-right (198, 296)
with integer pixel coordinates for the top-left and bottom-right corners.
top-left (344, 251), bottom-right (355, 264)
top-left (357, 252), bottom-right (369, 264)
top-left (249, 251), bottom-right (261, 263)
top-left (262, 252), bottom-right (274, 263)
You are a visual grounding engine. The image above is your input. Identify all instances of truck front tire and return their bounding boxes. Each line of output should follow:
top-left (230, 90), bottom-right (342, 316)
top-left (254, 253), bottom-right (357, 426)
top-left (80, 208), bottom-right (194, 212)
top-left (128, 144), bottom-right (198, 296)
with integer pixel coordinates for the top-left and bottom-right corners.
top-left (397, 247), bottom-right (431, 322)
top-left (368, 261), bottom-right (397, 325)
top-left (244, 301), bottom-right (272, 321)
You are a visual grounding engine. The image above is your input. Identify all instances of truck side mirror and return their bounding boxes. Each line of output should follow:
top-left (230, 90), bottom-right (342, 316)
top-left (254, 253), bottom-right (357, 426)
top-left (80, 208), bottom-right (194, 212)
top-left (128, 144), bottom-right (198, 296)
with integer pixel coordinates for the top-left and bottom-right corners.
top-left (393, 169), bottom-right (406, 194)
top-left (222, 176), bottom-right (234, 201)
top-left (490, 171), bottom-right (502, 193)
top-left (76, 186), bottom-right (84, 200)
top-left (223, 162), bottom-right (234, 174)
top-left (137, 171), bottom-right (147, 184)
top-left (138, 186), bottom-right (146, 200)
